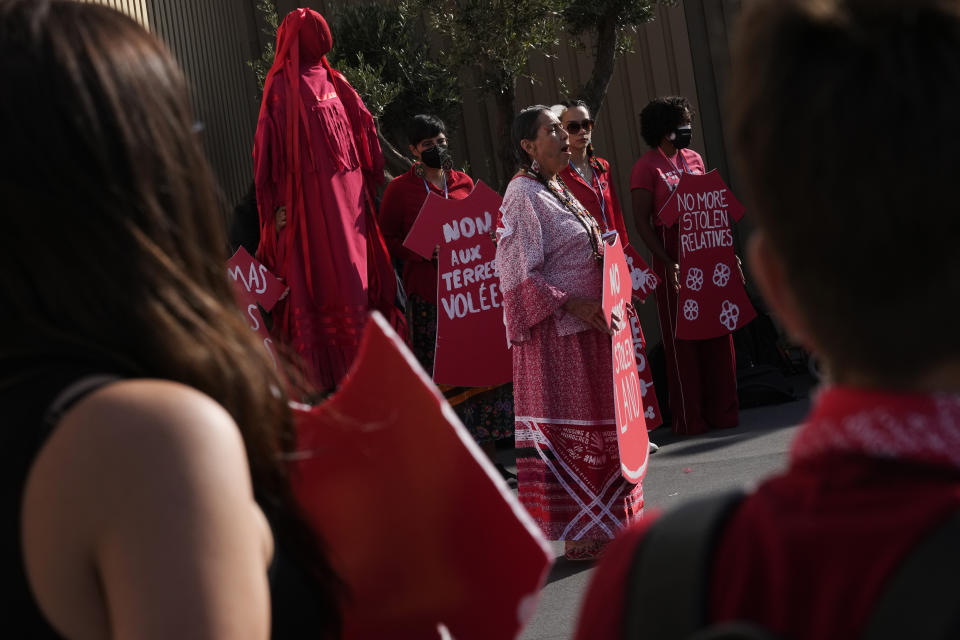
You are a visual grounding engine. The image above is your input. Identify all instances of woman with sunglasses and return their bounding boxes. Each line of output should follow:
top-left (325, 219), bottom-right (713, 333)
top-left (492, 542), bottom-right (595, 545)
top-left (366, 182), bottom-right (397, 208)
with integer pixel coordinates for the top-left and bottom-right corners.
top-left (556, 100), bottom-right (662, 452)
top-left (379, 114), bottom-right (516, 481)
top-left (555, 101), bottom-right (630, 242)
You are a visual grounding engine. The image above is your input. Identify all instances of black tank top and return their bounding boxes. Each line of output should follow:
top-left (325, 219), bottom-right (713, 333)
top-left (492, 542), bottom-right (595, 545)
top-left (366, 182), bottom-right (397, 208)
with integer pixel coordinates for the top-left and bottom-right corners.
top-left (2, 356), bottom-right (334, 639)
top-left (2, 358), bottom-right (120, 639)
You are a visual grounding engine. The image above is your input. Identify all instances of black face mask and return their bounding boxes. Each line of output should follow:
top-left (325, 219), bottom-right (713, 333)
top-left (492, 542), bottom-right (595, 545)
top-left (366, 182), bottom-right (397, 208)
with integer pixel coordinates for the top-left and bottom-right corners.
top-left (671, 125), bottom-right (693, 150)
top-left (421, 144), bottom-right (453, 170)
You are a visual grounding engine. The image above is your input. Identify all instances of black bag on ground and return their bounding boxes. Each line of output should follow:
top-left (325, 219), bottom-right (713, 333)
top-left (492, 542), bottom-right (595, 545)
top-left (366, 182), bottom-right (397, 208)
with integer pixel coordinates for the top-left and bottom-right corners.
top-left (735, 364), bottom-right (795, 409)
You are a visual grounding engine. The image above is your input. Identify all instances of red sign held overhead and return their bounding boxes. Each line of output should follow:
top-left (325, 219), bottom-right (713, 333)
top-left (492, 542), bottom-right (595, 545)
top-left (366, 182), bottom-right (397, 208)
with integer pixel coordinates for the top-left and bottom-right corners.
top-left (290, 313), bottom-right (552, 640)
top-left (226, 247), bottom-right (288, 367)
top-left (658, 170), bottom-right (756, 339)
top-left (403, 181), bottom-right (512, 387)
top-left (601, 237), bottom-right (650, 483)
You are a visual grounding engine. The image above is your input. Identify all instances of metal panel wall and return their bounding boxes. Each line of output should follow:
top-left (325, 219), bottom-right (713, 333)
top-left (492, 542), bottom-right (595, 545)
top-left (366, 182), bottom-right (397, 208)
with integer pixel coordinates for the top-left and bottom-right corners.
top-left (75, 0), bottom-right (150, 27)
top-left (78, 0), bottom-right (263, 206)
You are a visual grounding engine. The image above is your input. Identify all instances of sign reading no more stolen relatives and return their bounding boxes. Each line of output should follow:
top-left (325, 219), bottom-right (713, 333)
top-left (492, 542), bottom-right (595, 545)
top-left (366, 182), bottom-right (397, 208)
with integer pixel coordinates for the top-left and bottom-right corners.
top-left (657, 170), bottom-right (756, 340)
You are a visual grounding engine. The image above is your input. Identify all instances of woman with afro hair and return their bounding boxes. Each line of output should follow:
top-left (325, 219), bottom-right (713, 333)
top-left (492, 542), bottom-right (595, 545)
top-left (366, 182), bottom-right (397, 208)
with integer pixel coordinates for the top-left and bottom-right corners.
top-left (628, 97), bottom-right (739, 436)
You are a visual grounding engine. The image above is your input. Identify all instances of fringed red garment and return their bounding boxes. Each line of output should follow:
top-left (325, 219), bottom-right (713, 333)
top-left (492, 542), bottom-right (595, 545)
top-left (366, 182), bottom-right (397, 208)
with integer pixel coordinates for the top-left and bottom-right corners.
top-left (253, 8), bottom-right (402, 392)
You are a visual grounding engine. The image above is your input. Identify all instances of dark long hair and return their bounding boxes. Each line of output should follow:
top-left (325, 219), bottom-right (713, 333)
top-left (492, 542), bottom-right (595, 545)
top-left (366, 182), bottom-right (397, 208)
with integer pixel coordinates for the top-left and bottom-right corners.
top-left (0, 0), bottom-right (341, 634)
top-left (511, 104), bottom-right (550, 170)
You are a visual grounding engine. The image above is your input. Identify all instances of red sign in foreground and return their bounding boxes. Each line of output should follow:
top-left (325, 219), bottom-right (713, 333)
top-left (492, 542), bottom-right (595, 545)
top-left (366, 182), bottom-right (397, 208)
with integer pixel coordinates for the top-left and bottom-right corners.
top-left (601, 237), bottom-right (650, 483)
top-left (227, 247), bottom-right (288, 368)
top-left (658, 170), bottom-right (756, 339)
top-left (290, 313), bottom-right (552, 640)
top-left (403, 181), bottom-right (512, 387)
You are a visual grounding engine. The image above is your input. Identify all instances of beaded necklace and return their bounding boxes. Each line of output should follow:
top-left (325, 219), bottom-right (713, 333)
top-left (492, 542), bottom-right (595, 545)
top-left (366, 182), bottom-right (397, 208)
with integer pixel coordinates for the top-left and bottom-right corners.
top-left (526, 168), bottom-right (604, 265)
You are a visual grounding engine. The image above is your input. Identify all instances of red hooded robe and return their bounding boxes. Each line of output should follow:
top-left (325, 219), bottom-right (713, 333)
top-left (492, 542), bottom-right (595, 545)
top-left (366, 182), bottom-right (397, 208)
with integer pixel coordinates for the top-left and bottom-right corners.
top-left (254, 8), bottom-right (401, 392)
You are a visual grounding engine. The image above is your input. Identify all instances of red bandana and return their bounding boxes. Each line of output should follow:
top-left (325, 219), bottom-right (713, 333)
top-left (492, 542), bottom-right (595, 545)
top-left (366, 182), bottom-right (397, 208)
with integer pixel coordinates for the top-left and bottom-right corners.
top-left (792, 386), bottom-right (960, 470)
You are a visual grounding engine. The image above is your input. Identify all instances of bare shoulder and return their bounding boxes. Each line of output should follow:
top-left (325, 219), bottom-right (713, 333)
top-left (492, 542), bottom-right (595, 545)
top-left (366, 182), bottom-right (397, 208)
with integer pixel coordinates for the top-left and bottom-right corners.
top-left (62, 379), bottom-right (246, 454)
top-left (22, 379), bottom-right (271, 639)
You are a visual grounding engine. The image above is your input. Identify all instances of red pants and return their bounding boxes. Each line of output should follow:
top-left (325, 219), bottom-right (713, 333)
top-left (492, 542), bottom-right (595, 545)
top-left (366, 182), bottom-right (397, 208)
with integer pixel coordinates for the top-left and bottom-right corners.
top-left (654, 260), bottom-right (739, 435)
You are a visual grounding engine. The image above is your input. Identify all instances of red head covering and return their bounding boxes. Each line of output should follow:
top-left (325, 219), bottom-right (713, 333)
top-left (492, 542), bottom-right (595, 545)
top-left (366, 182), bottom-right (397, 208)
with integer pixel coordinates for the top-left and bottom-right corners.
top-left (261, 9), bottom-right (333, 107)
top-left (253, 8), bottom-right (401, 360)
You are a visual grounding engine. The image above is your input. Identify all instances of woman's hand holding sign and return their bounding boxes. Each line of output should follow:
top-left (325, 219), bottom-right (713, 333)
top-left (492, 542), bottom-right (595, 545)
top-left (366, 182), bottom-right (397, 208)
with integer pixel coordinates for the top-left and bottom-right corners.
top-left (564, 297), bottom-right (619, 335)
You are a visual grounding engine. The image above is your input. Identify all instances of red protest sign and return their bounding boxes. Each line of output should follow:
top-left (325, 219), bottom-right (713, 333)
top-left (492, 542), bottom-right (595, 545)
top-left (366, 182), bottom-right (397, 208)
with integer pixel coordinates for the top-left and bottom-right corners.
top-left (601, 237), bottom-right (650, 483)
top-left (627, 306), bottom-right (663, 431)
top-left (658, 170), bottom-right (756, 339)
top-left (620, 245), bottom-right (661, 429)
top-left (403, 180), bottom-right (512, 387)
top-left (623, 244), bottom-right (659, 302)
top-left (226, 247), bottom-right (288, 367)
top-left (290, 313), bottom-right (552, 640)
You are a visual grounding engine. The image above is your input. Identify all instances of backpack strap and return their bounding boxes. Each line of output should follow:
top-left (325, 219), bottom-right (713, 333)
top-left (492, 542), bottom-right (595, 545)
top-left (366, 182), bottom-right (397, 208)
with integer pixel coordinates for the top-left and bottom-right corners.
top-left (860, 509), bottom-right (960, 640)
top-left (623, 489), bottom-right (747, 640)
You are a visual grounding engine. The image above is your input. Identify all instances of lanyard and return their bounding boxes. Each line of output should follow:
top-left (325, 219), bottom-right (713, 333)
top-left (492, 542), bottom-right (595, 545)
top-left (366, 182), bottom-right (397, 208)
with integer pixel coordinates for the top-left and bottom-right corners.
top-left (422, 172), bottom-right (448, 199)
top-left (658, 147), bottom-right (690, 175)
top-left (568, 160), bottom-right (609, 229)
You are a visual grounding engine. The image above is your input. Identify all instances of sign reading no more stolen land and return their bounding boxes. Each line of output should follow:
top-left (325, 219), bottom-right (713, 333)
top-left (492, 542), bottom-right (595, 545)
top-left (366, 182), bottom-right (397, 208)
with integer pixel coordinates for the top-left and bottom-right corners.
top-left (601, 236), bottom-right (650, 483)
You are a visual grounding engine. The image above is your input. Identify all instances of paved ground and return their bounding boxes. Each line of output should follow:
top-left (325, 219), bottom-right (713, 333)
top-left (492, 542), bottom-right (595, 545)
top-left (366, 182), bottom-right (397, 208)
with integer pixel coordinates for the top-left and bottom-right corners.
top-left (499, 377), bottom-right (816, 640)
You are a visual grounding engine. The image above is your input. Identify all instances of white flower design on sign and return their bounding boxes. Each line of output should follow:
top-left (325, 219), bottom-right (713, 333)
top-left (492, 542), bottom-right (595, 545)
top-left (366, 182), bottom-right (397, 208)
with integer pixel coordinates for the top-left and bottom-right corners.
top-left (683, 299), bottom-right (699, 321)
top-left (685, 267), bottom-right (704, 292)
top-left (713, 262), bottom-right (731, 288)
top-left (627, 255), bottom-right (659, 294)
top-left (645, 406), bottom-right (656, 420)
top-left (636, 268), bottom-right (658, 294)
top-left (719, 300), bottom-right (740, 331)
top-left (638, 378), bottom-right (653, 396)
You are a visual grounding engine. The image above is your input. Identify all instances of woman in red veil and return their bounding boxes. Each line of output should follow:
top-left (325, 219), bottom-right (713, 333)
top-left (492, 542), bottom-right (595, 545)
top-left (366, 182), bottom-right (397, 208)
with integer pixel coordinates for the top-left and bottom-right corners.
top-left (254, 8), bottom-right (402, 394)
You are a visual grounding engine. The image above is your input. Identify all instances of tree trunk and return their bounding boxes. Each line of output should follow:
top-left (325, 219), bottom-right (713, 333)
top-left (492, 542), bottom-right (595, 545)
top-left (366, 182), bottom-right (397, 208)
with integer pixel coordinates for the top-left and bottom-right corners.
top-left (493, 82), bottom-right (517, 192)
top-left (578, 14), bottom-right (618, 119)
top-left (377, 128), bottom-right (413, 182)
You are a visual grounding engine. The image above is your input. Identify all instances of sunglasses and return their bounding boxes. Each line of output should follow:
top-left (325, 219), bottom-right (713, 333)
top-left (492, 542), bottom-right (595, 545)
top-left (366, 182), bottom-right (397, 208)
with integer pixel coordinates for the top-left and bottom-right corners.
top-left (564, 119), bottom-right (594, 134)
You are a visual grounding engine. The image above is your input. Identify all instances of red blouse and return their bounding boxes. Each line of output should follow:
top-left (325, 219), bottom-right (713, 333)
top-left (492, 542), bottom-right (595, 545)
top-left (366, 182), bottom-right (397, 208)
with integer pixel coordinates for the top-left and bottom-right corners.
top-left (559, 156), bottom-right (630, 243)
top-left (378, 166), bottom-right (474, 303)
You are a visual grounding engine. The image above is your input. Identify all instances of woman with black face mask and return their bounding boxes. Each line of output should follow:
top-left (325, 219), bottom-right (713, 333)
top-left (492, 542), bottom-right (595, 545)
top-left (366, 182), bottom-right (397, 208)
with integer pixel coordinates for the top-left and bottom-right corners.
top-left (629, 96), bottom-right (740, 437)
top-left (378, 114), bottom-right (516, 480)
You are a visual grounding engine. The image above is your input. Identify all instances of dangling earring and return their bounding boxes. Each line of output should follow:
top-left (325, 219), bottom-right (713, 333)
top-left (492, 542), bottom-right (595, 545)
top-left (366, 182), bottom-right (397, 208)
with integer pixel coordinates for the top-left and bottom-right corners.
top-left (530, 158), bottom-right (541, 175)
top-left (414, 162), bottom-right (425, 178)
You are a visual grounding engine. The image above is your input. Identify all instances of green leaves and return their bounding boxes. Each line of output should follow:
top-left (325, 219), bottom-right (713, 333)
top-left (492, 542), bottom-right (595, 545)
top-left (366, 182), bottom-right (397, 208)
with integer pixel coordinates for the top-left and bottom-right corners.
top-left (246, 0), bottom-right (280, 97)
top-left (328, 2), bottom-right (462, 143)
top-left (413, 0), bottom-right (565, 95)
top-left (561, 0), bottom-right (658, 55)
